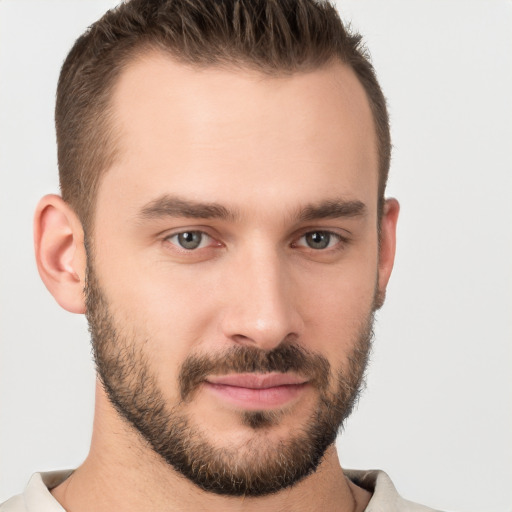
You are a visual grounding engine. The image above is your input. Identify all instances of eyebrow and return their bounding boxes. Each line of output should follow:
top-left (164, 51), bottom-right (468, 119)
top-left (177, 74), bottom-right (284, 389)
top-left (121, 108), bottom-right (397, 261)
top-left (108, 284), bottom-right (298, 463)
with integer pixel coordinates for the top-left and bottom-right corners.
top-left (138, 195), bottom-right (238, 221)
top-left (137, 194), bottom-right (366, 223)
top-left (297, 199), bottom-right (367, 222)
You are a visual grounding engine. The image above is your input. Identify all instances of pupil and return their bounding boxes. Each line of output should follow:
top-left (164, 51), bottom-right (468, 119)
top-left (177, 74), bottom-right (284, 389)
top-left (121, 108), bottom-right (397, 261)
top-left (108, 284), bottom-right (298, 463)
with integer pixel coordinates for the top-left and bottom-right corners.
top-left (178, 231), bottom-right (201, 249)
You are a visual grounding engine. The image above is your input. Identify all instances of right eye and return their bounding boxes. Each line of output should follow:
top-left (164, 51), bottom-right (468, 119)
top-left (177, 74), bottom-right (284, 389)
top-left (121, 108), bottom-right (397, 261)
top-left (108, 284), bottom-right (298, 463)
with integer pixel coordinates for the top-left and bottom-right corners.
top-left (165, 231), bottom-right (212, 250)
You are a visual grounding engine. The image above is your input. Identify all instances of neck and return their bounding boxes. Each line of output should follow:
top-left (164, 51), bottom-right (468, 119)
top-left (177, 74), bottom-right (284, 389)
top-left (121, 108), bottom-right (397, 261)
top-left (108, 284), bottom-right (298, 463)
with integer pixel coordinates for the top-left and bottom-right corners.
top-left (51, 382), bottom-right (371, 512)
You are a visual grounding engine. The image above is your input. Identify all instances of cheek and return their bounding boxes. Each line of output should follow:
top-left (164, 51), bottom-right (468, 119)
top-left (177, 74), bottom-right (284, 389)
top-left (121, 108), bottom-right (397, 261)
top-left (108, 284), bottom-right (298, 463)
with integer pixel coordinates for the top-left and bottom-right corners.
top-left (294, 252), bottom-right (378, 359)
top-left (112, 268), bottom-right (220, 366)
top-left (92, 247), bottom-right (221, 393)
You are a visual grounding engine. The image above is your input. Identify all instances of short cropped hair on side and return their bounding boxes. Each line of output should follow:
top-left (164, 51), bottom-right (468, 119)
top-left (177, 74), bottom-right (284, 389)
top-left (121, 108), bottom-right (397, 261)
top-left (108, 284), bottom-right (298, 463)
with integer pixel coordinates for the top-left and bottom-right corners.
top-left (56, 0), bottom-right (391, 234)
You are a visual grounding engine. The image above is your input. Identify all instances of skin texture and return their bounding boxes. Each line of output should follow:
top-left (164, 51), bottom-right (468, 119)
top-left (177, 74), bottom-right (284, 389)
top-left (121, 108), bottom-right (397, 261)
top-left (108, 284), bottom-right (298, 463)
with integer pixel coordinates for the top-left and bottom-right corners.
top-left (34, 52), bottom-right (399, 512)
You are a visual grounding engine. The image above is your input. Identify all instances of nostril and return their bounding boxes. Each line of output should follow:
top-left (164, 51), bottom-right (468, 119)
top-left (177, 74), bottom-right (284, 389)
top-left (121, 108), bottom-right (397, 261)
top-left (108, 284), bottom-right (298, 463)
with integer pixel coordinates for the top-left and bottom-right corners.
top-left (231, 333), bottom-right (254, 346)
top-left (229, 331), bottom-right (300, 352)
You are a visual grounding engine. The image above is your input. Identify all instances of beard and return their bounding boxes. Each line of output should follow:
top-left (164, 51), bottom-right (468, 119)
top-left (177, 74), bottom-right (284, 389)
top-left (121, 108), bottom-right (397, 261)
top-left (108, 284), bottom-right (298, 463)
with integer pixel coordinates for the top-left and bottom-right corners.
top-left (85, 258), bottom-right (374, 497)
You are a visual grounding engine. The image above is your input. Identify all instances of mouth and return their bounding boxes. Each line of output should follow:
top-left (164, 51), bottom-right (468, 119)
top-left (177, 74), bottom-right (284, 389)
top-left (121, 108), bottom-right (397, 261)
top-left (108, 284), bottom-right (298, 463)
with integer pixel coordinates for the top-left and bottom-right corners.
top-left (203, 373), bottom-right (309, 410)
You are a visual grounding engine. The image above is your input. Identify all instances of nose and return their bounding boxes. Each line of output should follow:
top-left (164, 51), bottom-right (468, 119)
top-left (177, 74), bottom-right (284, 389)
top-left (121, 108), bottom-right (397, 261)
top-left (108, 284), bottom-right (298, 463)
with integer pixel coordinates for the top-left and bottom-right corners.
top-left (220, 248), bottom-right (304, 351)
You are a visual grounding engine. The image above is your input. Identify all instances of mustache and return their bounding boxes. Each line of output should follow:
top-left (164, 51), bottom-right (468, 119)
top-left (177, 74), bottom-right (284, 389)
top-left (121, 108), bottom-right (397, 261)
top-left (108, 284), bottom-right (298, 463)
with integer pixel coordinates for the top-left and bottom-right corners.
top-left (179, 344), bottom-right (331, 401)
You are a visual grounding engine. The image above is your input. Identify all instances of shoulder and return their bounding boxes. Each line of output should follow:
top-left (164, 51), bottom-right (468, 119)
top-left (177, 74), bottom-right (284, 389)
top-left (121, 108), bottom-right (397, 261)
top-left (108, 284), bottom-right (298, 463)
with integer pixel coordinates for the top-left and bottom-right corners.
top-left (345, 469), bottom-right (443, 512)
top-left (0, 471), bottom-right (72, 512)
top-left (0, 494), bottom-right (25, 512)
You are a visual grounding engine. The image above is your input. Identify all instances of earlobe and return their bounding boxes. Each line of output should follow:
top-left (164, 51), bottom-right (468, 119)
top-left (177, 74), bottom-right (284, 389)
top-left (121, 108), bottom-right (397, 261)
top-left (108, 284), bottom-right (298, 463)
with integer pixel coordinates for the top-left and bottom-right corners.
top-left (375, 198), bottom-right (400, 309)
top-left (34, 194), bottom-right (87, 314)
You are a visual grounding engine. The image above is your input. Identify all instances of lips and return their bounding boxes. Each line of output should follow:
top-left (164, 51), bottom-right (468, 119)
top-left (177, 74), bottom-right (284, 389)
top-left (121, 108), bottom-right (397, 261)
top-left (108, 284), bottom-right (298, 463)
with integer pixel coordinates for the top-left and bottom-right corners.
top-left (203, 373), bottom-right (309, 409)
top-left (206, 372), bottom-right (307, 388)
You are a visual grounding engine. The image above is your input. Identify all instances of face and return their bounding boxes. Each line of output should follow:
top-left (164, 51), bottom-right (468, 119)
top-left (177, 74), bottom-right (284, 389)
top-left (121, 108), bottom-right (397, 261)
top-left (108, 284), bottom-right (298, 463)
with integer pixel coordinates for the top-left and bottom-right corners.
top-left (86, 53), bottom-right (392, 496)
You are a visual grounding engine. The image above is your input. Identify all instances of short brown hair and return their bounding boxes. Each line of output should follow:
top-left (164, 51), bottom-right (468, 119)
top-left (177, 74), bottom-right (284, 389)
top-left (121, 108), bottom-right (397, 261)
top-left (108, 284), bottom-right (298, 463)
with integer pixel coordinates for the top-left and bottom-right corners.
top-left (56, 0), bottom-right (390, 232)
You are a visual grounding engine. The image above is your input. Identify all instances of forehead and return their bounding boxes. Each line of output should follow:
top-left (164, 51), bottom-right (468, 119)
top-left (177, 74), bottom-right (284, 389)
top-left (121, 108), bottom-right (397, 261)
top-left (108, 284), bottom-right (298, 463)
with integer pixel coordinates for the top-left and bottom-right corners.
top-left (98, 52), bottom-right (378, 223)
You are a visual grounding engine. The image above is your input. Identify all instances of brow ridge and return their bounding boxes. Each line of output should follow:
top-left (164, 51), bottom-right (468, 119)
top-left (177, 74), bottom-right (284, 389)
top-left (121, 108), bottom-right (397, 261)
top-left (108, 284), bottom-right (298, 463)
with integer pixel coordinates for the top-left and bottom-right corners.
top-left (297, 199), bottom-right (367, 222)
top-left (139, 195), bottom-right (238, 221)
top-left (138, 194), bottom-right (366, 224)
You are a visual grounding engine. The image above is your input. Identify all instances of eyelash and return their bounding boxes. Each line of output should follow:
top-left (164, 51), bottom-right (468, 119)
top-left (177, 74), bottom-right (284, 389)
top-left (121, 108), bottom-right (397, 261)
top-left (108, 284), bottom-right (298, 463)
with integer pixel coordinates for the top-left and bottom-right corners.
top-left (163, 229), bottom-right (349, 253)
top-left (293, 231), bottom-right (347, 251)
top-left (164, 231), bottom-right (218, 251)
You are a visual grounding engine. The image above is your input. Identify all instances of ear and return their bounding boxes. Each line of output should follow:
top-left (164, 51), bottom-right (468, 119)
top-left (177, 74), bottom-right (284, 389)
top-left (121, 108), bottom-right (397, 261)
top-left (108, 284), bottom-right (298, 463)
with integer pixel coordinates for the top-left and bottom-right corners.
top-left (375, 198), bottom-right (400, 309)
top-left (34, 194), bottom-right (87, 314)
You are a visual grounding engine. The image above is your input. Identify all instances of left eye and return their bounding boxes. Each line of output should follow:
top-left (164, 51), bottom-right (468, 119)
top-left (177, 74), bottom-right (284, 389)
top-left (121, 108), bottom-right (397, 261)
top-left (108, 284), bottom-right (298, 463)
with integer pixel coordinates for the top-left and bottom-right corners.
top-left (166, 231), bottom-right (211, 250)
top-left (297, 231), bottom-right (340, 250)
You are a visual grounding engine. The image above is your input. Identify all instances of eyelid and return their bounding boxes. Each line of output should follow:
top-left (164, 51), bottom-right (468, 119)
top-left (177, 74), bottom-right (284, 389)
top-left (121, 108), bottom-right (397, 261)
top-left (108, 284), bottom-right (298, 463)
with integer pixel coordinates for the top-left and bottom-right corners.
top-left (159, 226), bottom-right (350, 253)
top-left (160, 225), bottom-right (216, 240)
top-left (168, 231), bottom-right (208, 250)
top-left (292, 229), bottom-right (350, 250)
top-left (162, 228), bottom-right (222, 251)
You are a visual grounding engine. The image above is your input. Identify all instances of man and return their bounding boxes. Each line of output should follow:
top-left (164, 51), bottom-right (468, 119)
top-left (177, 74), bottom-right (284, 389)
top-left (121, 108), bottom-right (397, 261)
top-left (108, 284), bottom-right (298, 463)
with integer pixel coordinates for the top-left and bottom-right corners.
top-left (1, 0), bottom-right (438, 510)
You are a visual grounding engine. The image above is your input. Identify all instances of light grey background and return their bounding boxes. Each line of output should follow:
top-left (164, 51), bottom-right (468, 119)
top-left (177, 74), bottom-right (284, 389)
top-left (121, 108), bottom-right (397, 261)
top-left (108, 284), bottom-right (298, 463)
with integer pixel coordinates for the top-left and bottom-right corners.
top-left (1, 1), bottom-right (511, 511)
